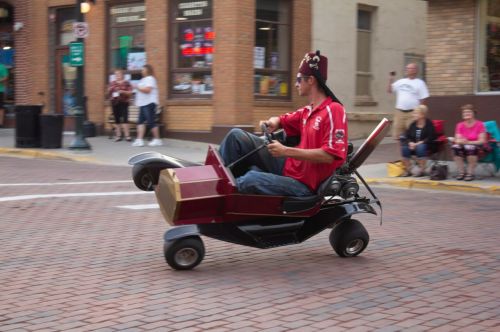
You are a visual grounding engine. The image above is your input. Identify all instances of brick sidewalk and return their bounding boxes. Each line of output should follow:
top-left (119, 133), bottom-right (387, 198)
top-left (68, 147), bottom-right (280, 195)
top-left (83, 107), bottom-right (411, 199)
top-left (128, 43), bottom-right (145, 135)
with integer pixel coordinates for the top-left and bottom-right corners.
top-left (1, 158), bottom-right (499, 331)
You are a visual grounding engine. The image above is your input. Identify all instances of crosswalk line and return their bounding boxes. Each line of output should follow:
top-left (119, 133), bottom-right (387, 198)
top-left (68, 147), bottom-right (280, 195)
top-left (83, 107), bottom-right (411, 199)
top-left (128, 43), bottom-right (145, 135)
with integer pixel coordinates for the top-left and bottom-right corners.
top-left (117, 204), bottom-right (159, 210)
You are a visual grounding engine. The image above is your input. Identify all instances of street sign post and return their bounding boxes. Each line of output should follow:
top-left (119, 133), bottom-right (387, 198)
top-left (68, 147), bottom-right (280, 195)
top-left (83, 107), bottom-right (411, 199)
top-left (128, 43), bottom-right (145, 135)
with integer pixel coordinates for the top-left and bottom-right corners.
top-left (69, 1), bottom-right (92, 150)
top-left (73, 22), bottom-right (89, 39)
top-left (69, 42), bottom-right (84, 67)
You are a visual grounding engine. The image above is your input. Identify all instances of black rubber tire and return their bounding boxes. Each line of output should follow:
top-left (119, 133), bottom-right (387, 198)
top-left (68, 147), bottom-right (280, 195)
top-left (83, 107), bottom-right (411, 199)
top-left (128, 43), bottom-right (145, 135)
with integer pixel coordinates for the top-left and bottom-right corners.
top-left (132, 164), bottom-right (154, 191)
top-left (164, 237), bottom-right (205, 270)
top-left (329, 219), bottom-right (369, 257)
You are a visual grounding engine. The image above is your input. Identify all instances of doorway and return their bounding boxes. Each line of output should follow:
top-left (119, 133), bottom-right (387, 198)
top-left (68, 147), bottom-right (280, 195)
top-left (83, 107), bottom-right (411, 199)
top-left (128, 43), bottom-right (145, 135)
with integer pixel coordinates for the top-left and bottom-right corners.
top-left (55, 47), bottom-right (77, 115)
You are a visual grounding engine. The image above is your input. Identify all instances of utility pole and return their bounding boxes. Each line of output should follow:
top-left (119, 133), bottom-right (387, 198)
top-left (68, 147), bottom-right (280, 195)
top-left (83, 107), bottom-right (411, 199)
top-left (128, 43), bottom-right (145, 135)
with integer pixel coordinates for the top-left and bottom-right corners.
top-left (69, 0), bottom-right (91, 150)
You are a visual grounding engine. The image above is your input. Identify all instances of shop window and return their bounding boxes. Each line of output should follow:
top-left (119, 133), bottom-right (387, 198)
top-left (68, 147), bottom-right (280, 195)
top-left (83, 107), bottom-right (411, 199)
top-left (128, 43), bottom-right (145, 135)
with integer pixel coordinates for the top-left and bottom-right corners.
top-left (108, 2), bottom-right (145, 81)
top-left (56, 7), bottom-right (76, 46)
top-left (478, 0), bottom-right (500, 93)
top-left (254, 0), bottom-right (291, 99)
top-left (170, 0), bottom-right (214, 98)
top-left (355, 6), bottom-right (376, 105)
top-left (0, 1), bottom-right (13, 106)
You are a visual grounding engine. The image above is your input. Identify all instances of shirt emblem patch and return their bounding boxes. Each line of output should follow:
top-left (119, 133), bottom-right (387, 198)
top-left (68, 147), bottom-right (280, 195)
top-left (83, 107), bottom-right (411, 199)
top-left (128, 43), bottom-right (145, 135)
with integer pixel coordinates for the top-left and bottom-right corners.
top-left (313, 116), bottom-right (322, 130)
top-left (335, 129), bottom-right (345, 143)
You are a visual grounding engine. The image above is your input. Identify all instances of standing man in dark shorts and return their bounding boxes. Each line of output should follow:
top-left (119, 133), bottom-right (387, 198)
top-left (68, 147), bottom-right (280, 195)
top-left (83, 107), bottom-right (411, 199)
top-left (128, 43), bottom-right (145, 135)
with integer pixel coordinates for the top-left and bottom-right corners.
top-left (219, 51), bottom-right (348, 196)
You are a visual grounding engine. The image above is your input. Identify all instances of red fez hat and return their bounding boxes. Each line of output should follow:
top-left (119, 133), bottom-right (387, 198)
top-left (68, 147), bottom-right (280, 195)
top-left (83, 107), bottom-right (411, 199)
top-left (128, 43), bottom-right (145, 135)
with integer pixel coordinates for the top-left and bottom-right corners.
top-left (298, 50), bottom-right (328, 81)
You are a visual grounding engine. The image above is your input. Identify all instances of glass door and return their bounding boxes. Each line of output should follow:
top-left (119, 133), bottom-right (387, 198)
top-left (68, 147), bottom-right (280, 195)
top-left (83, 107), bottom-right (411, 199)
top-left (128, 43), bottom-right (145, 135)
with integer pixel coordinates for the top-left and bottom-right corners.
top-left (55, 47), bottom-right (77, 115)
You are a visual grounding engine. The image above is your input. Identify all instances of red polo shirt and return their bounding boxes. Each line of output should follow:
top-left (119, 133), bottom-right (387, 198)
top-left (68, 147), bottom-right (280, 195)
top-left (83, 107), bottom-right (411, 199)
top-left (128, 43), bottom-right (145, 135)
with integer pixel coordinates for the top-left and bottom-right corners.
top-left (279, 97), bottom-right (348, 192)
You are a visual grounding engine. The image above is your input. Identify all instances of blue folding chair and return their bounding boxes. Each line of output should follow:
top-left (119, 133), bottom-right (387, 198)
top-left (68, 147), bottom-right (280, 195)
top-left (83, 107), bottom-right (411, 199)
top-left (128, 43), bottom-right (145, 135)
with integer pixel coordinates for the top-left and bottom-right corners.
top-left (479, 120), bottom-right (500, 176)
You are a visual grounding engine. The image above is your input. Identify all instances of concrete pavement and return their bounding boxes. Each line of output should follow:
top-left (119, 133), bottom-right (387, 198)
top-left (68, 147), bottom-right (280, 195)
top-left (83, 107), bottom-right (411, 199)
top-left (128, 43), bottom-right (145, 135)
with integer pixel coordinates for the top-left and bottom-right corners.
top-left (1, 128), bottom-right (499, 195)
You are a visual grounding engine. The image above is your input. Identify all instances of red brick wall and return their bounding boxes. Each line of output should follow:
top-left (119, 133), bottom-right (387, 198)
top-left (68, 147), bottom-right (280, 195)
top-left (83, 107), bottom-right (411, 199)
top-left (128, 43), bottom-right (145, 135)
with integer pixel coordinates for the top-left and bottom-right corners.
top-left (145, 0), bottom-right (168, 109)
top-left (426, 0), bottom-right (475, 96)
top-left (12, 0), bottom-right (32, 105)
top-left (212, 0), bottom-right (255, 125)
top-left (85, 0), bottom-right (106, 124)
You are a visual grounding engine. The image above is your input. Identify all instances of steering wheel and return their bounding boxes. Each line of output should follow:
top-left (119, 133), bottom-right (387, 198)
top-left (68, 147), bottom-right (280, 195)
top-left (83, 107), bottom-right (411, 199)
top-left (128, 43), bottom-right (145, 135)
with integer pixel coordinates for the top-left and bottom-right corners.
top-left (261, 123), bottom-right (275, 144)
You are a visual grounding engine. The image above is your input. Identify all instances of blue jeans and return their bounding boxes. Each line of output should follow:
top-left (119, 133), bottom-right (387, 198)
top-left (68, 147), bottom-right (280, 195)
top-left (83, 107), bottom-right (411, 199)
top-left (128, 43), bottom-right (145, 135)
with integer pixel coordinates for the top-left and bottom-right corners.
top-left (401, 143), bottom-right (428, 159)
top-left (219, 128), bottom-right (313, 196)
top-left (138, 103), bottom-right (157, 129)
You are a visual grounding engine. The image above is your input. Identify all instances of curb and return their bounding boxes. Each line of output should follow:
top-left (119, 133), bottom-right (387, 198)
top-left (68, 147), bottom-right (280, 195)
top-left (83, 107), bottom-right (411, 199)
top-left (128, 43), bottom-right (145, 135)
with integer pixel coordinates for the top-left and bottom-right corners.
top-left (1, 146), bottom-right (498, 196)
top-left (366, 177), bottom-right (500, 196)
top-left (0, 147), bottom-right (97, 163)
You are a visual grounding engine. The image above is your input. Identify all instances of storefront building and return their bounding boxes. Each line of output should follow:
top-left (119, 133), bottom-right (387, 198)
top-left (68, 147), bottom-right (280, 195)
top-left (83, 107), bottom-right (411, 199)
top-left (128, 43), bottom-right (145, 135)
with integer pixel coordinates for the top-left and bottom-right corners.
top-left (426, 0), bottom-right (500, 134)
top-left (3, 0), bottom-right (311, 142)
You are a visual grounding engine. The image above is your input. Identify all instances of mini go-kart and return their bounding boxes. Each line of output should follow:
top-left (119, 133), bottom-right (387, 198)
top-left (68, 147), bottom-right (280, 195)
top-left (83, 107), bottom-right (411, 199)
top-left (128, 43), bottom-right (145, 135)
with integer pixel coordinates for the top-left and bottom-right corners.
top-left (129, 118), bottom-right (390, 270)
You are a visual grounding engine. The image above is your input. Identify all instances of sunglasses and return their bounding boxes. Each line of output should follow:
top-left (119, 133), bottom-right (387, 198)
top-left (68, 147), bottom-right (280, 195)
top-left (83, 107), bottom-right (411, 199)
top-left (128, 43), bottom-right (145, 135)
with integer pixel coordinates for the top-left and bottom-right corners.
top-left (296, 76), bottom-right (311, 84)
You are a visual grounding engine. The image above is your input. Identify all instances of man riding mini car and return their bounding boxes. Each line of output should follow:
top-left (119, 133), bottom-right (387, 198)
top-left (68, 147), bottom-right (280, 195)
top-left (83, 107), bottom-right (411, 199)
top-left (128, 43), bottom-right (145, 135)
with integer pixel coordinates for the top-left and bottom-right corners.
top-left (128, 51), bottom-right (390, 270)
top-left (219, 51), bottom-right (348, 196)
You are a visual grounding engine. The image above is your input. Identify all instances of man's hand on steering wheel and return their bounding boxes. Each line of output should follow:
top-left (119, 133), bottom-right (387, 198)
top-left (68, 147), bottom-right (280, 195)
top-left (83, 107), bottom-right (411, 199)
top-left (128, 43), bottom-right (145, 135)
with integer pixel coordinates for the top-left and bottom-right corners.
top-left (267, 140), bottom-right (288, 157)
top-left (260, 117), bottom-right (280, 133)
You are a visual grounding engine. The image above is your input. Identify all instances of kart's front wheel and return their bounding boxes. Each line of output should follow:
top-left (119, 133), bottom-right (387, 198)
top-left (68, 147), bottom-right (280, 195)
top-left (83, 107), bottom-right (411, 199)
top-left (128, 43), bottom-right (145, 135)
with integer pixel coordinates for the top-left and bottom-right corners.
top-left (329, 219), bottom-right (369, 257)
top-left (164, 236), bottom-right (205, 270)
top-left (132, 164), bottom-right (155, 191)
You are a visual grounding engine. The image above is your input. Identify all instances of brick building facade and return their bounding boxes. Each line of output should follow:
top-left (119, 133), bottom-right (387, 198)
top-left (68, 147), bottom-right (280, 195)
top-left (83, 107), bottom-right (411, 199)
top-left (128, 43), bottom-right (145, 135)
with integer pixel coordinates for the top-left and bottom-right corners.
top-left (2, 0), bottom-right (311, 142)
top-left (426, 0), bottom-right (500, 135)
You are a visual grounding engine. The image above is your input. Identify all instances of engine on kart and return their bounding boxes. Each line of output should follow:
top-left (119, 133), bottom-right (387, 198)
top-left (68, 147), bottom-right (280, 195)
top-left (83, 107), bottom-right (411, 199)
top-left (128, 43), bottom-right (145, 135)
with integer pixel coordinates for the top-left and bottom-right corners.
top-left (324, 175), bottom-right (360, 199)
top-left (321, 142), bottom-right (360, 199)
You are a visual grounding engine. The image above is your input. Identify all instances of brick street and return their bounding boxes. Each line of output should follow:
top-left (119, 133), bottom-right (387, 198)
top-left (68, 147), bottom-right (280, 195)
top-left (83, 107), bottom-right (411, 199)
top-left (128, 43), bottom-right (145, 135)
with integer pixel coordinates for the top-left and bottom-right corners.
top-left (1, 156), bottom-right (499, 331)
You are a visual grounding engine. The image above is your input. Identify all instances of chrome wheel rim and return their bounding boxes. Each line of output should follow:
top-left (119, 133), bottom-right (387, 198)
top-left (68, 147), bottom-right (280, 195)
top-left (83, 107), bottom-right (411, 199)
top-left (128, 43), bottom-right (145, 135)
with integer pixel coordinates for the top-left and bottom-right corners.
top-left (175, 248), bottom-right (199, 267)
top-left (346, 239), bottom-right (364, 255)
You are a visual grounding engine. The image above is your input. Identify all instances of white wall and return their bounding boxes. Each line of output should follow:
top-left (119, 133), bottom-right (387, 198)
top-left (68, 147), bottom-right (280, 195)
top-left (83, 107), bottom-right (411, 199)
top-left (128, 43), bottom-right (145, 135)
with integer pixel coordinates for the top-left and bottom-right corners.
top-left (312, 0), bottom-right (427, 124)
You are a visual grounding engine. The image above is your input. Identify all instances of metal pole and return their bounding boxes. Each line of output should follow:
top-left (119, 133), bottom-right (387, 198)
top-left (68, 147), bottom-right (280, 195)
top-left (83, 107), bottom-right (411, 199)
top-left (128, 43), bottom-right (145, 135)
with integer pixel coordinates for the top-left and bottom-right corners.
top-left (69, 0), bottom-right (91, 150)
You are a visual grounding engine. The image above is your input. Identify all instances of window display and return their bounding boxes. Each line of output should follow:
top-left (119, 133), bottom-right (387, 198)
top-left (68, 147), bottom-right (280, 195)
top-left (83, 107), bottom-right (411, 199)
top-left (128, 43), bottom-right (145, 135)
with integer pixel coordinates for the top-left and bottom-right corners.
top-left (109, 3), bottom-right (145, 78)
top-left (170, 0), bottom-right (213, 97)
top-left (254, 0), bottom-right (291, 99)
top-left (478, 0), bottom-right (500, 92)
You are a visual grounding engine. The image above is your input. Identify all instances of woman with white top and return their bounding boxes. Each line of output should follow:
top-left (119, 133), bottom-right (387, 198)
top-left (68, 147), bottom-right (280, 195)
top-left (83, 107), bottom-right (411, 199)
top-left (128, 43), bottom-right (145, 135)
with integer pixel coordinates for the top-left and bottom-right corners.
top-left (132, 64), bottom-right (162, 147)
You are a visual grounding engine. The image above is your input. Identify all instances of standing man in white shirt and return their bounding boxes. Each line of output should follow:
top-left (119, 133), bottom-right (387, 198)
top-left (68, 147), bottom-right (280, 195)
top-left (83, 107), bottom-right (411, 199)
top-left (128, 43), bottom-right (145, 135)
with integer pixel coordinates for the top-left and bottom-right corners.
top-left (132, 64), bottom-right (162, 147)
top-left (387, 63), bottom-right (430, 140)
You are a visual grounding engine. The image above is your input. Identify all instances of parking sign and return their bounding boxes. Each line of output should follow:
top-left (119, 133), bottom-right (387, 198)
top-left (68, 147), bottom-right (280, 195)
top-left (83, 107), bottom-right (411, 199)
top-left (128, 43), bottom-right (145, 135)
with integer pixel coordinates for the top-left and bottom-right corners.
top-left (69, 42), bottom-right (84, 67)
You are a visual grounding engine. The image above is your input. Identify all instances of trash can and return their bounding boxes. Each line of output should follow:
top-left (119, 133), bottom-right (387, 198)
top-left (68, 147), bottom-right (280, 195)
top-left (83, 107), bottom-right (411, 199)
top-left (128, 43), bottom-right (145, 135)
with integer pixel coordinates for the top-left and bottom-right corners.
top-left (15, 105), bottom-right (42, 148)
top-left (40, 114), bottom-right (64, 148)
top-left (83, 120), bottom-right (96, 138)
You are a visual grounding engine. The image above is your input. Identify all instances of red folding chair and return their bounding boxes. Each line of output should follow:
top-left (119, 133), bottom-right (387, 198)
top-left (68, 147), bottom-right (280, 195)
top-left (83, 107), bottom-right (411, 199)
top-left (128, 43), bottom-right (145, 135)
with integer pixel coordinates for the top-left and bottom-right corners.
top-left (429, 119), bottom-right (448, 161)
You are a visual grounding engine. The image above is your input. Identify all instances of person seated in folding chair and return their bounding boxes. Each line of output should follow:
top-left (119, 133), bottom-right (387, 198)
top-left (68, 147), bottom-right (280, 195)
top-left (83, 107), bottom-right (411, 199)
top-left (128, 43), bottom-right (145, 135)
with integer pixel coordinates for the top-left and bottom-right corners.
top-left (399, 105), bottom-right (436, 177)
top-left (451, 104), bottom-right (487, 181)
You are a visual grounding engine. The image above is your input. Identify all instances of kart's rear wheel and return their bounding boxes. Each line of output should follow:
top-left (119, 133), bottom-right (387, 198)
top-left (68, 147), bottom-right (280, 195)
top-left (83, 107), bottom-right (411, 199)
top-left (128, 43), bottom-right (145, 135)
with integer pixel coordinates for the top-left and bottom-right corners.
top-left (329, 219), bottom-right (369, 257)
top-left (132, 164), bottom-right (154, 191)
top-left (164, 236), bottom-right (205, 270)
